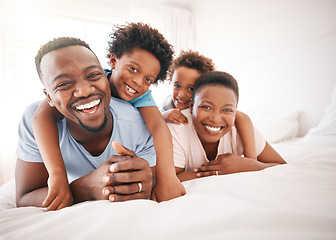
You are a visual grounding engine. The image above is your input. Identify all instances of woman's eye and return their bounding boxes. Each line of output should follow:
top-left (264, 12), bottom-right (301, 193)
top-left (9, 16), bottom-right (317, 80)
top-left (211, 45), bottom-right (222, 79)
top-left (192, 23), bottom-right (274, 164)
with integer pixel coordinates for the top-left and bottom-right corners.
top-left (200, 105), bottom-right (211, 110)
top-left (222, 108), bottom-right (233, 113)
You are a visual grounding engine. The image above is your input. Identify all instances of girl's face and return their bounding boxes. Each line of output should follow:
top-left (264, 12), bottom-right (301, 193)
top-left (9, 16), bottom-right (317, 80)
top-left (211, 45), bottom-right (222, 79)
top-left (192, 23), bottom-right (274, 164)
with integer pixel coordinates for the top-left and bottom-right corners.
top-left (109, 48), bottom-right (161, 101)
top-left (191, 84), bottom-right (237, 146)
top-left (172, 66), bottom-right (201, 110)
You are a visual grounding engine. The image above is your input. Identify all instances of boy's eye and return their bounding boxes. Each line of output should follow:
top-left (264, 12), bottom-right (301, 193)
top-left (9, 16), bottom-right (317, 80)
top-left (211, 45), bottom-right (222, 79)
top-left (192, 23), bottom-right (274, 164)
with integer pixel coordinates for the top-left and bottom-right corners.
top-left (173, 84), bottom-right (181, 88)
top-left (130, 66), bottom-right (138, 72)
top-left (145, 78), bottom-right (153, 84)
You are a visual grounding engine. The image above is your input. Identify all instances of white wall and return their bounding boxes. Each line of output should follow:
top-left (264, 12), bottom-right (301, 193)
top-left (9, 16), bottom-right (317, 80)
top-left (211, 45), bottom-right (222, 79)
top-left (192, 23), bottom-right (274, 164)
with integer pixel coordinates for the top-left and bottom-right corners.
top-left (191, 0), bottom-right (336, 136)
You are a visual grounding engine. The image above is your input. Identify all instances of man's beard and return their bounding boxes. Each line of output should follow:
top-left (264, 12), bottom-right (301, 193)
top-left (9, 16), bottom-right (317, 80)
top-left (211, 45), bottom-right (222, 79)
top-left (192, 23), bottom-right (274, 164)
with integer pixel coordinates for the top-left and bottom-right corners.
top-left (77, 114), bottom-right (108, 133)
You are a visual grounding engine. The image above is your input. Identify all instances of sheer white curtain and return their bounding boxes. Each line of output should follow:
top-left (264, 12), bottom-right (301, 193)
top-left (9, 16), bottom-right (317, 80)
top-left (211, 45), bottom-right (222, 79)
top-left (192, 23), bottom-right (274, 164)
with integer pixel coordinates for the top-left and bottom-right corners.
top-left (0, 0), bottom-right (194, 185)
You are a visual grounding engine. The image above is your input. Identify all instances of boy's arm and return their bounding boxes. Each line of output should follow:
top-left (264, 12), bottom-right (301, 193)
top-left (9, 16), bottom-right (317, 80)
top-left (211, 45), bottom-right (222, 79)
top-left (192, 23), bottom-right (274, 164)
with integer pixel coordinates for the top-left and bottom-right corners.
top-left (32, 99), bottom-right (73, 210)
top-left (235, 111), bottom-right (257, 159)
top-left (32, 99), bottom-right (65, 177)
top-left (138, 106), bottom-right (186, 202)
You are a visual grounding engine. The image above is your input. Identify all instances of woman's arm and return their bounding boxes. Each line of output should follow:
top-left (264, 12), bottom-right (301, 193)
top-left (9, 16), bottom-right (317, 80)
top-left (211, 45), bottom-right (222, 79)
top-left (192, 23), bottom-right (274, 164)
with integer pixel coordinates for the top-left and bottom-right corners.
top-left (138, 106), bottom-right (186, 201)
top-left (235, 111), bottom-right (257, 159)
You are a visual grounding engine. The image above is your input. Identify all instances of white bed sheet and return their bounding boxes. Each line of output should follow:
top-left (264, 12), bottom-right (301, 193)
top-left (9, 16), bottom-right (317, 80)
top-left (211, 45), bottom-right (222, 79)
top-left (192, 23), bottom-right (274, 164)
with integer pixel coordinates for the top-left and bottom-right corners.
top-left (0, 138), bottom-right (336, 240)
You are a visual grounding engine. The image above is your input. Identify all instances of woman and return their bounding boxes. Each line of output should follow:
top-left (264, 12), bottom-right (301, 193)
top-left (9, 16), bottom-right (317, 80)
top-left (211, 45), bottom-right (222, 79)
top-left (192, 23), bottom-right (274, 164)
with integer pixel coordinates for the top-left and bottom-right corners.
top-left (167, 71), bottom-right (286, 182)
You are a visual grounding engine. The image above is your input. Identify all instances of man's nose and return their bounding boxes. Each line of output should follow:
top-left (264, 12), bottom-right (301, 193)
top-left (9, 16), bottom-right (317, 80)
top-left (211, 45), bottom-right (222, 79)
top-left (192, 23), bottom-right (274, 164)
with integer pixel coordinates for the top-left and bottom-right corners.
top-left (73, 80), bottom-right (95, 97)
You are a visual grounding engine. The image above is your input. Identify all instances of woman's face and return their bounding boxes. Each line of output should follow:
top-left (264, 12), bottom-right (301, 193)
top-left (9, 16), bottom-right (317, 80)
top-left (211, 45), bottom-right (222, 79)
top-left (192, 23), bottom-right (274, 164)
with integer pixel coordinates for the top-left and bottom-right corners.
top-left (191, 84), bottom-right (237, 146)
top-left (172, 66), bottom-right (201, 110)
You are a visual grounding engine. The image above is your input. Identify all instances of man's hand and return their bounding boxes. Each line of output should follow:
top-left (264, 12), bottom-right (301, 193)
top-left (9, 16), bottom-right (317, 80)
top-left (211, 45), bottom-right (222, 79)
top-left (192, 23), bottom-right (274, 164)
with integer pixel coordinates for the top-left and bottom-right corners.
top-left (162, 109), bottom-right (188, 125)
top-left (102, 141), bottom-right (153, 202)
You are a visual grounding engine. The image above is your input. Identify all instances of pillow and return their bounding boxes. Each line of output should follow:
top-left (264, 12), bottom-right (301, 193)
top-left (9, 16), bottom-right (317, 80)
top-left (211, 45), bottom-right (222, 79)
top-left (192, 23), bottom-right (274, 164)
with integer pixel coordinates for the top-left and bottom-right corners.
top-left (247, 111), bottom-right (300, 143)
top-left (300, 85), bottom-right (336, 147)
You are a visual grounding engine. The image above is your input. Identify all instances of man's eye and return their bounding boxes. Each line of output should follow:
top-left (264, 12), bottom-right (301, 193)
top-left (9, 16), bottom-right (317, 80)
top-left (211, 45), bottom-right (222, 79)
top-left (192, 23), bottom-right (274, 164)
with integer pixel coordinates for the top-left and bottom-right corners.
top-left (56, 82), bottom-right (72, 90)
top-left (88, 72), bottom-right (102, 79)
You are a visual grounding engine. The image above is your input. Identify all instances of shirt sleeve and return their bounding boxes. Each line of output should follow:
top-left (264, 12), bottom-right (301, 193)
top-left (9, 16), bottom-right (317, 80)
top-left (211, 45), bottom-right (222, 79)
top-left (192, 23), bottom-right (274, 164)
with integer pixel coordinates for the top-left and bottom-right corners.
top-left (128, 90), bottom-right (157, 108)
top-left (16, 102), bottom-right (43, 162)
top-left (254, 126), bottom-right (267, 156)
top-left (168, 123), bottom-right (187, 169)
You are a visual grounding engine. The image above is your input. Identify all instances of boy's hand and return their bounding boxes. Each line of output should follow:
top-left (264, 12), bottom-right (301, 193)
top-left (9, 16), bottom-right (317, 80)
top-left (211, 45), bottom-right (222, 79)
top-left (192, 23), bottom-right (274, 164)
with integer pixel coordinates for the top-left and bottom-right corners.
top-left (162, 109), bottom-right (188, 125)
top-left (42, 174), bottom-right (73, 211)
top-left (151, 171), bottom-right (186, 202)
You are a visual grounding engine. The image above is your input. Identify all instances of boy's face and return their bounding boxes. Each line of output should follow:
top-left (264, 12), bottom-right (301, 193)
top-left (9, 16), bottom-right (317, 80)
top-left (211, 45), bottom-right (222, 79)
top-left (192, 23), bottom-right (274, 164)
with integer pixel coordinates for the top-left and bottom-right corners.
top-left (41, 45), bottom-right (111, 133)
top-left (172, 66), bottom-right (201, 110)
top-left (109, 48), bottom-right (161, 101)
top-left (191, 84), bottom-right (237, 146)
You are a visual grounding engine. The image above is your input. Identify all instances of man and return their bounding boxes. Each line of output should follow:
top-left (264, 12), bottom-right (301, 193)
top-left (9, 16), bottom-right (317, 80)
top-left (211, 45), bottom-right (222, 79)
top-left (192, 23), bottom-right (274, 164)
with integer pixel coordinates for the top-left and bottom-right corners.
top-left (15, 37), bottom-right (155, 209)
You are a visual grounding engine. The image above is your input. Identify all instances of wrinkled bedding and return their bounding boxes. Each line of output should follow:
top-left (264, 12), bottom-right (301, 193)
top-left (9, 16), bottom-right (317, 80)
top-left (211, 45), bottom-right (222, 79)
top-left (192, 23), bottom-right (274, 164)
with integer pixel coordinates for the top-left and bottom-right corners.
top-left (0, 138), bottom-right (335, 240)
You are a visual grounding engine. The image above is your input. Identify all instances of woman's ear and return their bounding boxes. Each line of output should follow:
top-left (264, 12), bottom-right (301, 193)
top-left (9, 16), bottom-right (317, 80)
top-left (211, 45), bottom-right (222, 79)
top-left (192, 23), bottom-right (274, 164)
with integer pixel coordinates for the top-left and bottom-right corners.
top-left (189, 101), bottom-right (194, 114)
top-left (109, 55), bottom-right (118, 69)
top-left (43, 89), bottom-right (55, 107)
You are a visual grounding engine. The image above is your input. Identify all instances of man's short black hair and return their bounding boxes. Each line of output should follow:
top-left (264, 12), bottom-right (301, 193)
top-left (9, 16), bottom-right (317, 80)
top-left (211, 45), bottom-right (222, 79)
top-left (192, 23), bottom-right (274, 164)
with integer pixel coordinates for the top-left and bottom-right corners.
top-left (35, 37), bottom-right (93, 81)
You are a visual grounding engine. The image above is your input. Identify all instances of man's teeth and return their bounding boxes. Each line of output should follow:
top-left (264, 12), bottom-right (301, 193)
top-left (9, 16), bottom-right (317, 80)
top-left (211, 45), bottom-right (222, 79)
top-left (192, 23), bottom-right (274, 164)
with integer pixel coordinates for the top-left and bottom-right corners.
top-left (76, 99), bottom-right (100, 110)
top-left (126, 84), bottom-right (136, 94)
top-left (205, 125), bottom-right (221, 132)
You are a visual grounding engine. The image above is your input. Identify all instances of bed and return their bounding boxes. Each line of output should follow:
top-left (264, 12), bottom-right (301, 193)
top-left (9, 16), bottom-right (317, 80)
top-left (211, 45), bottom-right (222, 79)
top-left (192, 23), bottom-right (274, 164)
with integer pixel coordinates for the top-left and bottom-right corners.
top-left (1, 88), bottom-right (336, 240)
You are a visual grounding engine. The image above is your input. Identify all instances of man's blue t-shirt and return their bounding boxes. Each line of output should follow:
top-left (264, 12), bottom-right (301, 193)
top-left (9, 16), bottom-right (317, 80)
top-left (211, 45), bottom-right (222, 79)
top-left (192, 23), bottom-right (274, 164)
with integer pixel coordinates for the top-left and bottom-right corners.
top-left (16, 97), bottom-right (156, 183)
top-left (104, 69), bottom-right (156, 108)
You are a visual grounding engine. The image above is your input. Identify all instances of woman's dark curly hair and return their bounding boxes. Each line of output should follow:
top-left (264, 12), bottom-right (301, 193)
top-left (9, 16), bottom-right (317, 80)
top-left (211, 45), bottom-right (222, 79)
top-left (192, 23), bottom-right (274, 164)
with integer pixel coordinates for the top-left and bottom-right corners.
top-left (106, 22), bottom-right (174, 85)
top-left (35, 37), bottom-right (93, 82)
top-left (167, 50), bottom-right (215, 81)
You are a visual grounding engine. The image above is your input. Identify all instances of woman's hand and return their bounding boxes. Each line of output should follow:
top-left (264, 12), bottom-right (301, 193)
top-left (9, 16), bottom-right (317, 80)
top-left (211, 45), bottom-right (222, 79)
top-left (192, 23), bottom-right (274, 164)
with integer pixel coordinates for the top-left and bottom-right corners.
top-left (194, 153), bottom-right (266, 177)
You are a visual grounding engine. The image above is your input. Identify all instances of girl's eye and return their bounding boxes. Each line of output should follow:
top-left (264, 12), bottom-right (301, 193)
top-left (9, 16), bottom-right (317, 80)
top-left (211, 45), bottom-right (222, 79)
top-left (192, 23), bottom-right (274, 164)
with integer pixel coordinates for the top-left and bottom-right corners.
top-left (188, 87), bottom-right (194, 92)
top-left (222, 108), bottom-right (233, 113)
top-left (173, 84), bottom-right (181, 88)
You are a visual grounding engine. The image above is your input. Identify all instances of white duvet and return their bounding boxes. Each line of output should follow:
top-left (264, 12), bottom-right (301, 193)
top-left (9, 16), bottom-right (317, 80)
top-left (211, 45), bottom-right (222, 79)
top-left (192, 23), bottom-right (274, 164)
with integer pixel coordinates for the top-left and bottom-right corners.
top-left (0, 138), bottom-right (336, 240)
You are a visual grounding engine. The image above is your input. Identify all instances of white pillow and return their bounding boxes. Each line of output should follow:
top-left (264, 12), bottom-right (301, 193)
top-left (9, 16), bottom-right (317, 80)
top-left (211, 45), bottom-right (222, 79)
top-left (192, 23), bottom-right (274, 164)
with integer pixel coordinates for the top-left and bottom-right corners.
top-left (247, 111), bottom-right (300, 143)
top-left (301, 85), bottom-right (336, 147)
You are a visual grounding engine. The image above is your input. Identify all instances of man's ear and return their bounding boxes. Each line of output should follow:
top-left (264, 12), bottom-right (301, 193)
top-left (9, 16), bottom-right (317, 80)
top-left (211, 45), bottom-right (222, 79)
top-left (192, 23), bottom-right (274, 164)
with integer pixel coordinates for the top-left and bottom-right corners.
top-left (109, 55), bottom-right (118, 69)
top-left (43, 89), bottom-right (55, 107)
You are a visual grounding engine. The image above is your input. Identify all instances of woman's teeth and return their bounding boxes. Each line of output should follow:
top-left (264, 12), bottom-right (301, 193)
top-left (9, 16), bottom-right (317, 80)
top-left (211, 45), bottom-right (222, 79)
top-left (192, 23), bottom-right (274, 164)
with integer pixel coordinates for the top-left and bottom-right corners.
top-left (205, 125), bottom-right (221, 132)
top-left (76, 99), bottom-right (100, 111)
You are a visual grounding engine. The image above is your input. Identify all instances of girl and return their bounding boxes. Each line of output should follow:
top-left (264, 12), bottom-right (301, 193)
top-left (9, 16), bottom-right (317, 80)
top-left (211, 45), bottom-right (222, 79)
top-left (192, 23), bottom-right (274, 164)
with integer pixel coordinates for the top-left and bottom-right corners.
top-left (161, 50), bottom-right (257, 159)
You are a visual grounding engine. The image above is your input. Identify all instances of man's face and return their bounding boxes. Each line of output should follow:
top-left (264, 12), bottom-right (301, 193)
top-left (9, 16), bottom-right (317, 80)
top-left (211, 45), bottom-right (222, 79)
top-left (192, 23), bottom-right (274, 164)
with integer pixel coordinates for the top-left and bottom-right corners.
top-left (109, 48), bottom-right (161, 101)
top-left (41, 45), bottom-right (111, 133)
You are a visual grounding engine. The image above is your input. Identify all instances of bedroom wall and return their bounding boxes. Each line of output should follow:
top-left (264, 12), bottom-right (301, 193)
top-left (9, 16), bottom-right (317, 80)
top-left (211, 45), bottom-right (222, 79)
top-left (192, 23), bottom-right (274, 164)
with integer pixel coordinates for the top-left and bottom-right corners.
top-left (190, 0), bottom-right (336, 136)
